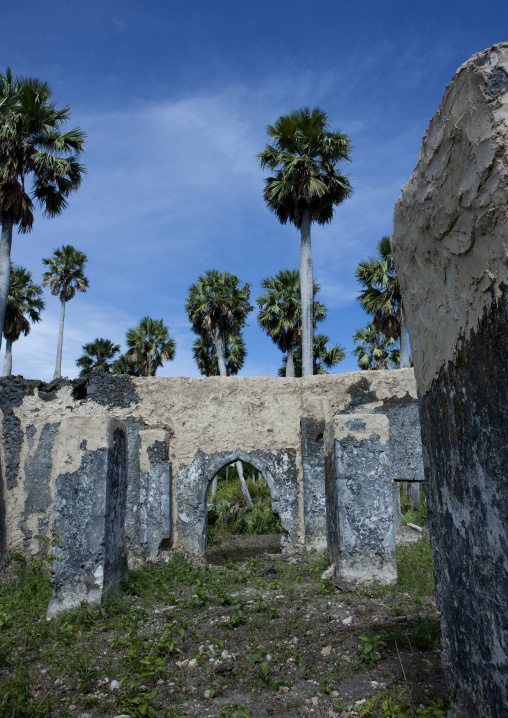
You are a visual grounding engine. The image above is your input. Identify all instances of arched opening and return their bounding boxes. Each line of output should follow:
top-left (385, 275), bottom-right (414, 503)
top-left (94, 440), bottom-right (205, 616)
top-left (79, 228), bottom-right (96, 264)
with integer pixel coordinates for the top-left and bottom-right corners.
top-left (205, 457), bottom-right (282, 564)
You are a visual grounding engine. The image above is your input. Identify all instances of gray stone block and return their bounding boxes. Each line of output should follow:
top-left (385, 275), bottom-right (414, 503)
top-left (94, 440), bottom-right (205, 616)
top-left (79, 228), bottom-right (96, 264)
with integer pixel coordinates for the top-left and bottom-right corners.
top-left (47, 416), bottom-right (128, 616)
top-left (325, 414), bottom-right (397, 584)
top-left (139, 430), bottom-right (171, 561)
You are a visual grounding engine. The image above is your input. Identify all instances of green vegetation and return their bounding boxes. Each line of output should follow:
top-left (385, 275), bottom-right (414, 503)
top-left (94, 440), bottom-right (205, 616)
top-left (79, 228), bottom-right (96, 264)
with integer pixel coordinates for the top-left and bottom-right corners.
top-left (0, 534), bottom-right (446, 717)
top-left (207, 468), bottom-right (281, 545)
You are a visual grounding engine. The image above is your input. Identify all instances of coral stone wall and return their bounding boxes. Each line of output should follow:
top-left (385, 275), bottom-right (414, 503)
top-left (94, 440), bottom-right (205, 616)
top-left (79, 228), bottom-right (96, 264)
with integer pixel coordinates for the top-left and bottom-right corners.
top-left (0, 370), bottom-right (421, 565)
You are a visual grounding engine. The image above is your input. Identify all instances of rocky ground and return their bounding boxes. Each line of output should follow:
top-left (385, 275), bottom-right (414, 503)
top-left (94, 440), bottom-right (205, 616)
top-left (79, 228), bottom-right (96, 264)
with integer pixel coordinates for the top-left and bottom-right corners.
top-left (0, 534), bottom-right (448, 718)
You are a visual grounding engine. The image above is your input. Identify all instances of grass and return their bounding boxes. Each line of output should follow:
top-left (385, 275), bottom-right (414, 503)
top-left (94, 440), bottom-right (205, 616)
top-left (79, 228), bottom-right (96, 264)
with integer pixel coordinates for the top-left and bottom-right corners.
top-left (0, 530), bottom-right (446, 717)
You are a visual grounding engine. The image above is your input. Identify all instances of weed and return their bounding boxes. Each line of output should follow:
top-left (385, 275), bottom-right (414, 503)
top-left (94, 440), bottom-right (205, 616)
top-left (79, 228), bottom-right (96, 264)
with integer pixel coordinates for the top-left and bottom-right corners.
top-left (358, 688), bottom-right (448, 717)
top-left (358, 633), bottom-right (387, 665)
top-left (219, 703), bottom-right (250, 718)
top-left (250, 652), bottom-right (271, 682)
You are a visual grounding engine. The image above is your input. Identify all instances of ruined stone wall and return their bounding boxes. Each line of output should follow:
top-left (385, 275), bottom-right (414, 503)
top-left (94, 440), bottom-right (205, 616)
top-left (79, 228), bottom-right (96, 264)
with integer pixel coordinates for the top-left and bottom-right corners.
top-left (393, 42), bottom-right (508, 718)
top-left (0, 369), bottom-right (421, 565)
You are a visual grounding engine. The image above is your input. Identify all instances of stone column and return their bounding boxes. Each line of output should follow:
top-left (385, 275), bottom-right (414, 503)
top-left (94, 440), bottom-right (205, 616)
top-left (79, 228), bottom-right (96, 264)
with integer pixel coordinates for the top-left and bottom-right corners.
top-left (139, 430), bottom-right (171, 561)
top-left (393, 43), bottom-right (508, 717)
top-left (301, 417), bottom-right (327, 551)
top-left (47, 415), bottom-right (128, 616)
top-left (410, 482), bottom-right (421, 512)
top-left (324, 414), bottom-right (397, 584)
top-left (392, 480), bottom-right (402, 533)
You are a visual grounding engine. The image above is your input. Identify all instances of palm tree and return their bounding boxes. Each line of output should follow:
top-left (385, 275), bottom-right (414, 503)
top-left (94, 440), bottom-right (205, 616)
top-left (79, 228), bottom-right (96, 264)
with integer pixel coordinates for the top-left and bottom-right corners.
top-left (352, 322), bottom-right (399, 370)
top-left (42, 245), bottom-right (89, 380)
top-left (256, 269), bottom-right (326, 377)
top-left (126, 316), bottom-right (176, 377)
top-left (258, 107), bottom-right (352, 376)
top-left (0, 69), bottom-right (85, 352)
top-left (278, 334), bottom-right (346, 377)
top-left (185, 270), bottom-right (252, 377)
top-left (355, 235), bottom-right (410, 368)
top-left (2, 263), bottom-right (45, 376)
top-left (75, 338), bottom-right (121, 377)
top-left (112, 352), bottom-right (142, 377)
top-left (192, 331), bottom-right (246, 377)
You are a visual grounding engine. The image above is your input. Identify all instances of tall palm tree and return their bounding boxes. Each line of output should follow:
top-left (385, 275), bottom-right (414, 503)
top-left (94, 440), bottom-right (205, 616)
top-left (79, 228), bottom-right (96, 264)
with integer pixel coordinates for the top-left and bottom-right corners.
top-left (126, 316), bottom-right (176, 377)
top-left (355, 235), bottom-right (410, 368)
top-left (352, 322), bottom-right (399, 370)
top-left (0, 69), bottom-right (85, 351)
top-left (192, 331), bottom-right (246, 377)
top-left (2, 263), bottom-right (45, 376)
top-left (42, 245), bottom-right (89, 380)
top-left (258, 107), bottom-right (352, 376)
top-left (185, 270), bottom-right (252, 377)
top-left (278, 334), bottom-right (346, 377)
top-left (256, 269), bottom-right (326, 377)
top-left (76, 338), bottom-right (121, 377)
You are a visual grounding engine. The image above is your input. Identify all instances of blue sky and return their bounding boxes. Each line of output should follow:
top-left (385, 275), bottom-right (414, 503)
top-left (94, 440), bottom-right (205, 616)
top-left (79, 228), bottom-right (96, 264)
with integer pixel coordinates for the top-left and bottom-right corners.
top-left (2, 0), bottom-right (507, 380)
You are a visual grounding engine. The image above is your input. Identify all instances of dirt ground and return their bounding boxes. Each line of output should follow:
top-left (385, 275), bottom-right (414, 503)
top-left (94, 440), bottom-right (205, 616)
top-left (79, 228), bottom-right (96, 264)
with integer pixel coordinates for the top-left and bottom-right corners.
top-left (0, 533), bottom-right (448, 718)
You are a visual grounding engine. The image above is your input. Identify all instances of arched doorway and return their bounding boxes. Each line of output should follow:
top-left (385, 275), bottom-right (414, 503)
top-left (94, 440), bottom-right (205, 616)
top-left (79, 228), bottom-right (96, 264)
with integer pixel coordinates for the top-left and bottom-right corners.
top-left (206, 459), bottom-right (282, 563)
top-left (174, 447), bottom-right (300, 558)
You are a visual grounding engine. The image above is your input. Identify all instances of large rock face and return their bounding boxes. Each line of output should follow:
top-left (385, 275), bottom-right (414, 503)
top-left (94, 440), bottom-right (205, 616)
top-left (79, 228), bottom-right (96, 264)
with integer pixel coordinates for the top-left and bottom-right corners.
top-left (393, 43), bottom-right (508, 717)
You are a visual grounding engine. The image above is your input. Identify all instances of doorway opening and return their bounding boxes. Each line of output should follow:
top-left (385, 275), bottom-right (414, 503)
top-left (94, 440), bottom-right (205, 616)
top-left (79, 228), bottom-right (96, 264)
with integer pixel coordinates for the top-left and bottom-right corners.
top-left (205, 461), bottom-right (282, 564)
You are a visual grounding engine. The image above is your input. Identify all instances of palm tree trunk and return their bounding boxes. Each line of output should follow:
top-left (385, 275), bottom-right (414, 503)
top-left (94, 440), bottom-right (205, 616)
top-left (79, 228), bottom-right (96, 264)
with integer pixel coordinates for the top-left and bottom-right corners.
top-left (211, 475), bottom-right (218, 503)
top-left (236, 461), bottom-right (253, 507)
top-left (0, 211), bottom-right (14, 354)
top-left (2, 336), bottom-right (13, 377)
top-left (300, 209), bottom-right (314, 377)
top-left (54, 296), bottom-right (66, 380)
top-left (399, 302), bottom-right (410, 369)
top-left (285, 345), bottom-right (295, 378)
top-left (215, 328), bottom-right (228, 377)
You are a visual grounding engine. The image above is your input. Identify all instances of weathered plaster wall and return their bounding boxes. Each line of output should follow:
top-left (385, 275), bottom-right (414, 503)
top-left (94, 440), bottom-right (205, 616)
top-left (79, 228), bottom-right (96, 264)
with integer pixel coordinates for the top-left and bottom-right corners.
top-left (393, 43), bottom-right (508, 718)
top-left (0, 369), bottom-right (422, 563)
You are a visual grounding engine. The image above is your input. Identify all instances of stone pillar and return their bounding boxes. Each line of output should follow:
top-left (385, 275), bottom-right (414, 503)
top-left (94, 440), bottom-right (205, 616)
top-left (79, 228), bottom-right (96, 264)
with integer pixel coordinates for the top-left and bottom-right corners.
top-left (393, 43), bottom-right (508, 717)
top-left (410, 482), bottom-right (421, 512)
top-left (47, 416), bottom-right (128, 616)
top-left (301, 417), bottom-right (327, 551)
top-left (139, 430), bottom-right (171, 561)
top-left (392, 480), bottom-right (402, 533)
top-left (324, 414), bottom-right (397, 584)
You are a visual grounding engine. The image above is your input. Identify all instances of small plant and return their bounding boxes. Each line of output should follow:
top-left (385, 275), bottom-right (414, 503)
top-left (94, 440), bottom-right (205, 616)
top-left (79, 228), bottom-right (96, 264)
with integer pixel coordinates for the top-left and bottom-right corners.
top-left (219, 703), bottom-right (250, 718)
top-left (250, 652), bottom-right (270, 682)
top-left (358, 688), bottom-right (448, 717)
top-left (358, 633), bottom-right (387, 665)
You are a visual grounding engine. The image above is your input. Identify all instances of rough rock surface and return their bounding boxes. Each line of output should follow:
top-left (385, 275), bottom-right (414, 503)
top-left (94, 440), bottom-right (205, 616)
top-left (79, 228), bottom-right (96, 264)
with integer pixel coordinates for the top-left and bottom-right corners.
top-left (47, 415), bottom-right (128, 616)
top-left (393, 43), bottom-right (508, 718)
top-left (324, 414), bottom-right (396, 584)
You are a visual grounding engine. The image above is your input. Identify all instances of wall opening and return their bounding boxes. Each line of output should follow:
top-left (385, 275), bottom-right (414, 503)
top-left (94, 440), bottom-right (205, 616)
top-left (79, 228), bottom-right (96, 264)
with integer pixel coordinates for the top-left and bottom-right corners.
top-left (205, 459), bottom-right (282, 564)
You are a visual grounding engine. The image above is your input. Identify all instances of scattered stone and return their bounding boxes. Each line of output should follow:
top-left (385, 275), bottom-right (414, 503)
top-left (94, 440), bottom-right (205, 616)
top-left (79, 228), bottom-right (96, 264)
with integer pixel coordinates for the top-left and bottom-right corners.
top-left (342, 615), bottom-right (353, 625)
top-left (321, 645), bottom-right (332, 656)
top-left (279, 686), bottom-right (289, 693)
top-left (321, 564), bottom-right (336, 580)
top-left (204, 689), bottom-right (211, 699)
top-left (188, 658), bottom-right (197, 669)
top-left (311, 696), bottom-right (319, 706)
top-left (110, 680), bottom-right (120, 690)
